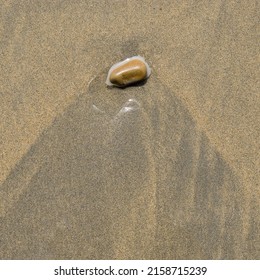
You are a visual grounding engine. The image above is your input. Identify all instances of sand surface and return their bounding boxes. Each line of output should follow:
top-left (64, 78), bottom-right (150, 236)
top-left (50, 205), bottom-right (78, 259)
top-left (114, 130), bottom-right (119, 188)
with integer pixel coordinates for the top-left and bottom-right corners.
top-left (0, 0), bottom-right (259, 259)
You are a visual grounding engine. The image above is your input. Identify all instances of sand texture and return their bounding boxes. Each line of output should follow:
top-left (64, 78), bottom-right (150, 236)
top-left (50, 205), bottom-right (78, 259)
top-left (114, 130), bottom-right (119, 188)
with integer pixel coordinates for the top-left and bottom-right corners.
top-left (0, 1), bottom-right (259, 259)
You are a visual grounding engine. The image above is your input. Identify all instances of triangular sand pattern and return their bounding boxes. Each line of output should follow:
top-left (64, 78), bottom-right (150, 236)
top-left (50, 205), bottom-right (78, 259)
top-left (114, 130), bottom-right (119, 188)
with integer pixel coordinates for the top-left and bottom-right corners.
top-left (0, 74), bottom-right (250, 259)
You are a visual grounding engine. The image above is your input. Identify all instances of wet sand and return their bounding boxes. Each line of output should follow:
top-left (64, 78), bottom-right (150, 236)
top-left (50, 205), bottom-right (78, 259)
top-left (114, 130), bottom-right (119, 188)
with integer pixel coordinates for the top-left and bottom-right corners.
top-left (0, 1), bottom-right (259, 259)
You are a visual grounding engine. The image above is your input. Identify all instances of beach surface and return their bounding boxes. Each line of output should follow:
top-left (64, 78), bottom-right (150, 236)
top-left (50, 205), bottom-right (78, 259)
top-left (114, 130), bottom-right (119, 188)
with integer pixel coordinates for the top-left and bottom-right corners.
top-left (0, 0), bottom-right (259, 259)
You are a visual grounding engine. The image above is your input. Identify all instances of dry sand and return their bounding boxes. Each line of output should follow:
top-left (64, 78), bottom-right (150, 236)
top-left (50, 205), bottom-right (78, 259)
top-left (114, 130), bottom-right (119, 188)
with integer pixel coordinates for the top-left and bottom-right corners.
top-left (0, 0), bottom-right (259, 259)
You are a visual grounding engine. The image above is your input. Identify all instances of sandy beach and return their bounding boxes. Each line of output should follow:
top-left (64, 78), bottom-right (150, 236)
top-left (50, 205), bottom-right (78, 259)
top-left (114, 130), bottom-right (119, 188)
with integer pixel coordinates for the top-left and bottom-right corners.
top-left (0, 0), bottom-right (259, 259)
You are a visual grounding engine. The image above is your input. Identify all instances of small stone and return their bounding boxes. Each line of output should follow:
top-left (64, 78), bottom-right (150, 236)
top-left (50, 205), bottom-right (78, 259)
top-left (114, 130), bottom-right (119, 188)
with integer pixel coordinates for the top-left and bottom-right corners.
top-left (106, 56), bottom-right (151, 87)
top-left (109, 59), bottom-right (147, 87)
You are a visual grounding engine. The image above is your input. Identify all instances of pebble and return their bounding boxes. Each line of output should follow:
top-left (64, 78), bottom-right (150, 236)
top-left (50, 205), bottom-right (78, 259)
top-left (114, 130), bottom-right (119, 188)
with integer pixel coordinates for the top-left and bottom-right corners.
top-left (106, 55), bottom-right (151, 87)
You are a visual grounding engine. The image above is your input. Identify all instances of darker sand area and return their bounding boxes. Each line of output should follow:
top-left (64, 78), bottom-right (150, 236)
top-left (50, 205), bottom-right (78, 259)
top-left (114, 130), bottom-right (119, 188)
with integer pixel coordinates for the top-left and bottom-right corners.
top-left (0, 1), bottom-right (259, 259)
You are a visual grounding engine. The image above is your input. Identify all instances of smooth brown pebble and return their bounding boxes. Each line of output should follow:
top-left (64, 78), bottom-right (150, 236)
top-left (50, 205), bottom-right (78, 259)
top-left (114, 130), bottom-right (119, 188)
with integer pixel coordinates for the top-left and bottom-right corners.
top-left (106, 56), bottom-right (151, 87)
